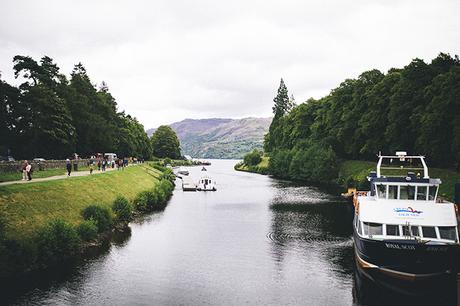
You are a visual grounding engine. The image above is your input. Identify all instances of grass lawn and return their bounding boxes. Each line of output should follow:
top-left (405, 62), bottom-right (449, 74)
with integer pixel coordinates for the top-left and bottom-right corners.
top-left (236, 156), bottom-right (269, 172)
top-left (0, 166), bottom-right (92, 183)
top-left (339, 160), bottom-right (460, 201)
top-left (0, 164), bottom-right (162, 240)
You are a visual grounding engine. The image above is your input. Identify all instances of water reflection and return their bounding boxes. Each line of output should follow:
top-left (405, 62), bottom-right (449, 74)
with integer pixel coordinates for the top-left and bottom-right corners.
top-left (3, 160), bottom-right (458, 305)
top-left (268, 182), bottom-right (354, 280)
top-left (353, 262), bottom-right (457, 306)
top-left (2, 221), bottom-right (134, 304)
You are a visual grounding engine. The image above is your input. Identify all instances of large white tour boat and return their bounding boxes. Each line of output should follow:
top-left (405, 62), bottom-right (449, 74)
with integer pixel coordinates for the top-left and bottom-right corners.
top-left (353, 152), bottom-right (460, 282)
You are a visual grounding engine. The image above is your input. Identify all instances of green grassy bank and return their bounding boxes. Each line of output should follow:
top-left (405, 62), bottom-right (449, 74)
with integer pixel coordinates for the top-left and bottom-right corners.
top-left (236, 157), bottom-right (460, 201)
top-left (0, 163), bottom-right (176, 278)
top-left (0, 165), bottom-right (161, 240)
top-left (234, 156), bottom-right (269, 174)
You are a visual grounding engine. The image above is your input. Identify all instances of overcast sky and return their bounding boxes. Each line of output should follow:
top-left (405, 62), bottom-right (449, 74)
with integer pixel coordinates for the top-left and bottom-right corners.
top-left (1, 0), bottom-right (459, 129)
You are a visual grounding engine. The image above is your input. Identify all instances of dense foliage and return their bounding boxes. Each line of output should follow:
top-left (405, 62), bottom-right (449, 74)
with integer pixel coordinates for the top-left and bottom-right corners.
top-left (243, 149), bottom-right (263, 166)
top-left (37, 219), bottom-right (81, 264)
top-left (77, 219), bottom-right (98, 241)
top-left (112, 196), bottom-right (133, 222)
top-left (0, 55), bottom-right (152, 159)
top-left (81, 205), bottom-right (113, 233)
top-left (151, 125), bottom-right (182, 159)
top-left (264, 53), bottom-right (460, 183)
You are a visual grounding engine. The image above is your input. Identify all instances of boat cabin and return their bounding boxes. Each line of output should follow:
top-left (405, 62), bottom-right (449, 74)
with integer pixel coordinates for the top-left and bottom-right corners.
top-left (354, 152), bottom-right (459, 244)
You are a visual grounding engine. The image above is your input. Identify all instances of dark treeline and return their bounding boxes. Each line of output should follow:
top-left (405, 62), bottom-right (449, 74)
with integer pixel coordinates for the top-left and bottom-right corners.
top-left (0, 55), bottom-right (153, 160)
top-left (265, 53), bottom-right (460, 182)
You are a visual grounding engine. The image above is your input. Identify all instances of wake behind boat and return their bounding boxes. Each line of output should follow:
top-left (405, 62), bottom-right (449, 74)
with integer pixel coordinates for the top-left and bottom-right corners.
top-left (353, 152), bottom-right (460, 282)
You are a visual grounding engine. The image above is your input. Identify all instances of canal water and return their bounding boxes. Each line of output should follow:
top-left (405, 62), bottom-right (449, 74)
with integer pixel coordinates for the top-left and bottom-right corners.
top-left (3, 160), bottom-right (457, 305)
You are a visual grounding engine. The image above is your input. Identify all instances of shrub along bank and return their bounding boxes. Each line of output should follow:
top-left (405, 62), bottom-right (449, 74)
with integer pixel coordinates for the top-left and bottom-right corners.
top-left (0, 163), bottom-right (176, 278)
top-left (234, 150), bottom-right (269, 175)
top-left (236, 154), bottom-right (460, 201)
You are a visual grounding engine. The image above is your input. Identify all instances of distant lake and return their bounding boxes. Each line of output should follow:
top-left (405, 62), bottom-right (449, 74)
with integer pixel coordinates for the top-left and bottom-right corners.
top-left (4, 160), bottom-right (457, 305)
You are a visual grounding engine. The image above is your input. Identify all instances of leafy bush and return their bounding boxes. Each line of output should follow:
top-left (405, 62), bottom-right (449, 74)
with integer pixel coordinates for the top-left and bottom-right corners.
top-left (160, 168), bottom-right (176, 182)
top-left (133, 179), bottom-right (174, 212)
top-left (150, 162), bottom-right (167, 172)
top-left (163, 157), bottom-right (172, 166)
top-left (243, 149), bottom-right (262, 166)
top-left (133, 190), bottom-right (157, 212)
top-left (37, 219), bottom-right (81, 263)
top-left (77, 219), bottom-right (98, 241)
top-left (288, 142), bottom-right (338, 183)
top-left (268, 149), bottom-right (294, 178)
top-left (0, 214), bottom-right (6, 241)
top-left (0, 238), bottom-right (36, 278)
top-left (82, 205), bottom-right (113, 233)
top-left (112, 196), bottom-right (133, 222)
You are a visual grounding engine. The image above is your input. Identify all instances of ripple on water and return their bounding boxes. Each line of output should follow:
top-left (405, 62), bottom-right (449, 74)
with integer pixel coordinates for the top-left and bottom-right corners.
top-left (271, 185), bottom-right (336, 204)
top-left (265, 231), bottom-right (353, 247)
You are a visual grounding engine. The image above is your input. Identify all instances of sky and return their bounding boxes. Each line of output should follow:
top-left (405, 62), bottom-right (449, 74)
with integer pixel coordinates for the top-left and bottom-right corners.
top-left (0, 0), bottom-right (459, 129)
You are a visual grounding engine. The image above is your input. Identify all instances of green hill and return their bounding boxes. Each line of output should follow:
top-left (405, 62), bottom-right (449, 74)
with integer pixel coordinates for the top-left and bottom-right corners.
top-left (147, 117), bottom-right (271, 159)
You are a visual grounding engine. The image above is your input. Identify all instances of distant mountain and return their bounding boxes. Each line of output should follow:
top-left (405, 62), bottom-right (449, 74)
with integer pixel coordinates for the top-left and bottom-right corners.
top-left (147, 117), bottom-right (271, 159)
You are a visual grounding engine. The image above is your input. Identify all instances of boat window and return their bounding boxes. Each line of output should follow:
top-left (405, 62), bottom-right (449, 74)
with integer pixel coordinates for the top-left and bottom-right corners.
top-left (386, 224), bottom-right (400, 236)
top-left (400, 185), bottom-right (415, 200)
top-left (417, 186), bottom-right (428, 201)
top-left (402, 226), bottom-right (410, 236)
top-left (428, 186), bottom-right (438, 201)
top-left (377, 184), bottom-right (387, 199)
top-left (439, 226), bottom-right (457, 241)
top-left (410, 226), bottom-right (420, 237)
top-left (388, 185), bottom-right (398, 199)
top-left (364, 222), bottom-right (383, 236)
top-left (422, 226), bottom-right (437, 239)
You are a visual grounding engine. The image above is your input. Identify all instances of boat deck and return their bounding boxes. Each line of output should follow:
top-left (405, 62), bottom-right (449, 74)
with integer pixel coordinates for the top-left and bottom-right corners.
top-left (182, 176), bottom-right (197, 191)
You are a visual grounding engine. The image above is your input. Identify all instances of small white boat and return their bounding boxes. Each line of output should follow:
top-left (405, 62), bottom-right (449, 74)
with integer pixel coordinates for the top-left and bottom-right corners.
top-left (197, 174), bottom-right (216, 191)
top-left (177, 167), bottom-right (189, 176)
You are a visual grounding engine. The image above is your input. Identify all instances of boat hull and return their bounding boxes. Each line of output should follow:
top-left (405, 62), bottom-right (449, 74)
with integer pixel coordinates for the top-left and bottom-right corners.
top-left (353, 228), bottom-right (460, 281)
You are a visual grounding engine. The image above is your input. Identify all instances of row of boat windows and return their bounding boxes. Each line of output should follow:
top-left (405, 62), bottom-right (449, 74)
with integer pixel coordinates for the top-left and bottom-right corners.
top-left (354, 218), bottom-right (458, 241)
top-left (375, 184), bottom-right (438, 201)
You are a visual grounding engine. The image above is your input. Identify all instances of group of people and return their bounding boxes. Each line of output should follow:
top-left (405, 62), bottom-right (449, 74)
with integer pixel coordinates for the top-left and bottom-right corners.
top-left (18, 156), bottom-right (140, 182)
top-left (88, 157), bottom-right (131, 173)
top-left (21, 160), bottom-right (33, 181)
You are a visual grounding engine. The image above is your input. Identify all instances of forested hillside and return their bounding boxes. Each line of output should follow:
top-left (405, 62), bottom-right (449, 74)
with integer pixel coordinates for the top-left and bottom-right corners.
top-left (265, 53), bottom-right (460, 183)
top-left (147, 117), bottom-right (271, 159)
top-left (0, 56), bottom-right (152, 159)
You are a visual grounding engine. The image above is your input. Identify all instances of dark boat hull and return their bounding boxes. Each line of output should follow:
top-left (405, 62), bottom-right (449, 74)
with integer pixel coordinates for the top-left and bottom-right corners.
top-left (353, 227), bottom-right (460, 281)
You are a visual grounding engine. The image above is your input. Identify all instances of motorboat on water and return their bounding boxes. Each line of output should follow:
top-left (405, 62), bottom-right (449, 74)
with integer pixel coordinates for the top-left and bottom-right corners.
top-left (197, 170), bottom-right (216, 191)
top-left (177, 167), bottom-right (189, 176)
top-left (353, 152), bottom-right (460, 282)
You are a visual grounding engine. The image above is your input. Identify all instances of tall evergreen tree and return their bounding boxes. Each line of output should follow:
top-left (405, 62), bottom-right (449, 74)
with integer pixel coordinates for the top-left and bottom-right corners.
top-left (265, 78), bottom-right (291, 152)
top-left (12, 56), bottom-right (76, 158)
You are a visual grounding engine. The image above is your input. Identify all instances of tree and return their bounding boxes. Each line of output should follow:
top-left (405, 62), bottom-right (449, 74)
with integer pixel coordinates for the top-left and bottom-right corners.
top-left (151, 126), bottom-right (181, 159)
top-left (265, 78), bottom-right (292, 152)
top-left (0, 79), bottom-right (20, 155)
top-left (12, 56), bottom-right (76, 158)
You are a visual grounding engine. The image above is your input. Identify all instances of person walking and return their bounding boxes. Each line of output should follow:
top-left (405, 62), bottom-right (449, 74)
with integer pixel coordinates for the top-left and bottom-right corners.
top-left (89, 161), bottom-right (94, 174)
top-left (22, 160), bottom-right (28, 180)
top-left (25, 162), bottom-right (32, 181)
top-left (66, 159), bottom-right (72, 176)
top-left (102, 159), bottom-right (106, 172)
top-left (97, 160), bottom-right (101, 171)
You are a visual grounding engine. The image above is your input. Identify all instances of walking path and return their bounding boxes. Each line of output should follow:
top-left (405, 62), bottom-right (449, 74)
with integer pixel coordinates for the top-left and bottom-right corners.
top-left (0, 167), bottom-right (118, 186)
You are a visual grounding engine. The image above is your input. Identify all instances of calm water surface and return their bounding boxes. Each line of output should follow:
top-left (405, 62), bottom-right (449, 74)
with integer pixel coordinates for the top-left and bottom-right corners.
top-left (4, 160), bottom-right (456, 305)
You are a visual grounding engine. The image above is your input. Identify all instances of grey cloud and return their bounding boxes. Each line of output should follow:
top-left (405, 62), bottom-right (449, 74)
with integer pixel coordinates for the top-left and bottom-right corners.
top-left (1, 0), bottom-right (459, 129)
